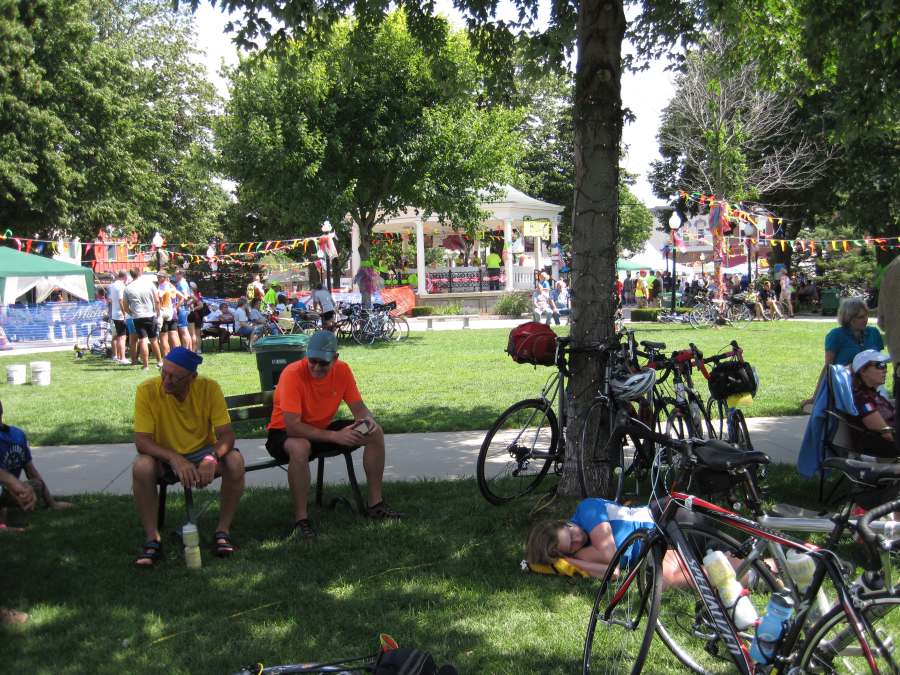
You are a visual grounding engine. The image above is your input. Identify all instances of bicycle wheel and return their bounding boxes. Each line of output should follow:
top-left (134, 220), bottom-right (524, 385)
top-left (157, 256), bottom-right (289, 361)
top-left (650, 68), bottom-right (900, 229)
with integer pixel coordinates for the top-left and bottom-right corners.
top-left (655, 525), bottom-right (779, 674)
top-left (352, 319), bottom-right (376, 346)
top-left (797, 591), bottom-right (899, 674)
top-left (730, 409), bottom-right (753, 452)
top-left (728, 304), bottom-right (752, 328)
top-left (583, 530), bottom-right (662, 675)
top-left (706, 398), bottom-right (727, 440)
top-left (579, 400), bottom-right (618, 500)
top-left (476, 399), bottom-right (559, 505)
top-left (390, 316), bottom-right (410, 341)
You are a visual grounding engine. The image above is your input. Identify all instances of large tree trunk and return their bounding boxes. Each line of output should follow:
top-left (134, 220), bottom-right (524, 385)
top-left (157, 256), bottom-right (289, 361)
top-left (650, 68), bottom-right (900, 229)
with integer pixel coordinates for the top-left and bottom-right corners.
top-left (557, 0), bottom-right (625, 498)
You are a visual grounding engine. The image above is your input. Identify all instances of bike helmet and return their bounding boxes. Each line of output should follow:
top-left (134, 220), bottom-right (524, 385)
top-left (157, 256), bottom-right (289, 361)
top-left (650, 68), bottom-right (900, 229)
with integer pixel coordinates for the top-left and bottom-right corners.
top-left (609, 368), bottom-right (657, 401)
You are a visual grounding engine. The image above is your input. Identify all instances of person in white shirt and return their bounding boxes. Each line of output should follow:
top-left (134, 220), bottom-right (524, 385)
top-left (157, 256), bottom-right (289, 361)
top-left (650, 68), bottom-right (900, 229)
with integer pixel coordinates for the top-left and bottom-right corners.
top-left (232, 298), bottom-right (266, 348)
top-left (311, 284), bottom-right (336, 331)
top-left (108, 270), bottom-right (128, 364)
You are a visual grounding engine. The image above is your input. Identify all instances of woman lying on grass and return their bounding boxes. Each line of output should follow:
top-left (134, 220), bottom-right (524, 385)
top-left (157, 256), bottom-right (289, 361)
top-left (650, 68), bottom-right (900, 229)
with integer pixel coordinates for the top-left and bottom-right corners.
top-left (527, 497), bottom-right (690, 586)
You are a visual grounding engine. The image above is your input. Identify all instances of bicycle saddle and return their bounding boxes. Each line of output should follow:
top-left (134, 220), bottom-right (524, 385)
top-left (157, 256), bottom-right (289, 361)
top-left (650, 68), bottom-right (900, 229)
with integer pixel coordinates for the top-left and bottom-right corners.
top-left (692, 439), bottom-right (770, 470)
top-left (822, 457), bottom-right (900, 486)
top-left (640, 340), bottom-right (666, 350)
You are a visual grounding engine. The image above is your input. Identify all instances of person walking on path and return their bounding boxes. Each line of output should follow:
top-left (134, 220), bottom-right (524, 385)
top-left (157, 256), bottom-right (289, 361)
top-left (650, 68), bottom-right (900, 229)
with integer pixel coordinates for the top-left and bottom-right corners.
top-left (123, 268), bottom-right (163, 371)
top-left (131, 348), bottom-right (244, 566)
top-left (264, 331), bottom-right (403, 539)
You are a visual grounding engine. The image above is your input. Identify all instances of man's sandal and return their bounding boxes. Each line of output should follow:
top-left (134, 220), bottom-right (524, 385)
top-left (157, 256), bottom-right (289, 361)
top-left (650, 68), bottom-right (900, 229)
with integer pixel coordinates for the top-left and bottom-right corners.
top-left (134, 540), bottom-right (162, 567)
top-left (213, 531), bottom-right (236, 557)
top-left (289, 519), bottom-right (317, 539)
top-left (366, 501), bottom-right (404, 520)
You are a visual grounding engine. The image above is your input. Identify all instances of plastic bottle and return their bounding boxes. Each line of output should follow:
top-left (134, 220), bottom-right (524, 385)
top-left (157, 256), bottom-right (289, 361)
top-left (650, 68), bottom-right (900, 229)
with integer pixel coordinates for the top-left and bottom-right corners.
top-left (703, 550), bottom-right (759, 630)
top-left (182, 522), bottom-right (202, 570)
top-left (749, 593), bottom-right (794, 665)
top-left (784, 550), bottom-right (830, 620)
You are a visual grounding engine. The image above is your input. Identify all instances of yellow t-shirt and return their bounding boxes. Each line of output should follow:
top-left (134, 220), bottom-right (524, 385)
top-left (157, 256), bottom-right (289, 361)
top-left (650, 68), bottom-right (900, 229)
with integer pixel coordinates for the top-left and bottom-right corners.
top-left (133, 375), bottom-right (231, 455)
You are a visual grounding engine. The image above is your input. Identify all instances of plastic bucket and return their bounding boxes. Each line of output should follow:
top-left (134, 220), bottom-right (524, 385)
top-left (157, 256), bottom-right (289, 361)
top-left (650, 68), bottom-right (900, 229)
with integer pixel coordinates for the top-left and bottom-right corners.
top-left (30, 361), bottom-right (51, 386)
top-left (6, 364), bottom-right (26, 385)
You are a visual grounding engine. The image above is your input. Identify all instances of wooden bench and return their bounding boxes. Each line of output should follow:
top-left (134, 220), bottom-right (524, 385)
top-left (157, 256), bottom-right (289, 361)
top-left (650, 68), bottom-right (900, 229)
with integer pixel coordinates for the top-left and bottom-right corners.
top-left (157, 390), bottom-right (365, 529)
top-left (423, 314), bottom-right (479, 330)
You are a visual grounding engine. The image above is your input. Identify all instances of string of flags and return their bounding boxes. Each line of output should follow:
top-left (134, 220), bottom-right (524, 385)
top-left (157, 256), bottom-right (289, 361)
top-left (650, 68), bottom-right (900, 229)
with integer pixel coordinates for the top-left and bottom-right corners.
top-left (674, 191), bottom-right (899, 252)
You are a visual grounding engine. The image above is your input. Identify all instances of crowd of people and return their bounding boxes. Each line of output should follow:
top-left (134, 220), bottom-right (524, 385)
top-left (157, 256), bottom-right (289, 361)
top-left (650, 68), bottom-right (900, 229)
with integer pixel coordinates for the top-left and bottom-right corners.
top-left (617, 267), bottom-right (819, 317)
top-left (531, 272), bottom-right (570, 325)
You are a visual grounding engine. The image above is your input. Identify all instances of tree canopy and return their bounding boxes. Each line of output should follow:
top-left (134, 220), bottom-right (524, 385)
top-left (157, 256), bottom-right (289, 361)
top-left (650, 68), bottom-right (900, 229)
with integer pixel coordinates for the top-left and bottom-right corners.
top-left (216, 11), bottom-right (523, 264)
top-left (0, 0), bottom-right (227, 243)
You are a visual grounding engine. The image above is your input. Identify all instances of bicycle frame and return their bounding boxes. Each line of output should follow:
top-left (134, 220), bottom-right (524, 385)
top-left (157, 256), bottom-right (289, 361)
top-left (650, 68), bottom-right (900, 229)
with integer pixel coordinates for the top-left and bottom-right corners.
top-left (646, 492), bottom-right (892, 674)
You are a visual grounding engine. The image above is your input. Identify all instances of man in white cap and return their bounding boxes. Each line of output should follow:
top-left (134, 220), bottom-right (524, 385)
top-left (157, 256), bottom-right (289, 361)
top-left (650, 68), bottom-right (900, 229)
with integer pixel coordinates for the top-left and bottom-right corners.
top-left (265, 331), bottom-right (402, 538)
top-left (850, 349), bottom-right (895, 456)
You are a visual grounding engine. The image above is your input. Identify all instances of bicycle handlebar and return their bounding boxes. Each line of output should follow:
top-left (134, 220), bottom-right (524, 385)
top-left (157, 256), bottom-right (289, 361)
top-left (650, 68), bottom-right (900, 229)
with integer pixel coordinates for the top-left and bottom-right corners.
top-left (857, 498), bottom-right (900, 549)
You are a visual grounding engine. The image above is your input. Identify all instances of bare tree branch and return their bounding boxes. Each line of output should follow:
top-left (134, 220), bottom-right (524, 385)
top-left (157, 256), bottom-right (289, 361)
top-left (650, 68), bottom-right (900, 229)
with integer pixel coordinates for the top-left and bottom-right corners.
top-left (657, 31), bottom-right (832, 199)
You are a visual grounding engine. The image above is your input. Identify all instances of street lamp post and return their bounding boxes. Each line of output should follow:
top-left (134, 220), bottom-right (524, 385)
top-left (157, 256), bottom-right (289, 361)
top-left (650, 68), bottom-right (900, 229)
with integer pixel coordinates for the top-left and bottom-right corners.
top-left (668, 210), bottom-right (683, 312)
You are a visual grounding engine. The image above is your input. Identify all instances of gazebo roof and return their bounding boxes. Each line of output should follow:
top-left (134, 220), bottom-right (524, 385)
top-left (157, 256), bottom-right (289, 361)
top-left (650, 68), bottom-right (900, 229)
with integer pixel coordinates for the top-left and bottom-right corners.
top-left (370, 185), bottom-right (564, 233)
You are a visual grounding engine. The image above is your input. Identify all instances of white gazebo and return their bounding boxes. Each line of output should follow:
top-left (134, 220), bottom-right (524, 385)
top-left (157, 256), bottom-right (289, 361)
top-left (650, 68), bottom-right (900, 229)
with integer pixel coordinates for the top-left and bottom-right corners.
top-left (349, 185), bottom-right (564, 295)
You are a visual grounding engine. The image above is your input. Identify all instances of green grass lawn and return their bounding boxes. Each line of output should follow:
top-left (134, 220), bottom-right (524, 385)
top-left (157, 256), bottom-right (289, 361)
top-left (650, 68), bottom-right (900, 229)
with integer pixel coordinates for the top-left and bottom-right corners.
top-left (0, 322), bottom-right (841, 446)
top-left (2, 467), bottom-right (892, 674)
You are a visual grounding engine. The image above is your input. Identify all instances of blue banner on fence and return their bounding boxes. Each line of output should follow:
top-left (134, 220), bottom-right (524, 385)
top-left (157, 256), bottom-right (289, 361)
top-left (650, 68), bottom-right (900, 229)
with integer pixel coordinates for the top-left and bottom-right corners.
top-left (1, 301), bottom-right (107, 345)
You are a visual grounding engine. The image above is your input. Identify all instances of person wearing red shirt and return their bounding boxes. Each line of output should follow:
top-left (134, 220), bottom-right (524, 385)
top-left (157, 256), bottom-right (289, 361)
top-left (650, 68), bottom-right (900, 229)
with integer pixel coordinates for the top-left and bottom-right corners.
top-left (266, 331), bottom-right (403, 538)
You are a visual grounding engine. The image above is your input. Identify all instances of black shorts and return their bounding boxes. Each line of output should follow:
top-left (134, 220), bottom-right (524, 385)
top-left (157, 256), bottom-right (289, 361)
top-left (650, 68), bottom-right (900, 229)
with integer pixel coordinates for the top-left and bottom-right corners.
top-left (321, 310), bottom-right (335, 321)
top-left (113, 319), bottom-right (127, 337)
top-left (158, 447), bottom-right (242, 485)
top-left (189, 309), bottom-right (204, 327)
top-left (161, 317), bottom-right (179, 333)
top-left (132, 317), bottom-right (158, 339)
top-left (265, 420), bottom-right (355, 463)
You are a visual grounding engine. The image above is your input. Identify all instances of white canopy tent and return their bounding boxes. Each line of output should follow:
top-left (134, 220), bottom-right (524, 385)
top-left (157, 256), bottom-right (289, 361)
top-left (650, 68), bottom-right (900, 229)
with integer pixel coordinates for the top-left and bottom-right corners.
top-left (355, 185), bottom-right (564, 294)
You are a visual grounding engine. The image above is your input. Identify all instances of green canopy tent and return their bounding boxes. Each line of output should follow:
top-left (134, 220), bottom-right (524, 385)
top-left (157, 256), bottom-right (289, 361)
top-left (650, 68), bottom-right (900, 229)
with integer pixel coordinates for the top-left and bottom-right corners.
top-left (0, 247), bottom-right (95, 304)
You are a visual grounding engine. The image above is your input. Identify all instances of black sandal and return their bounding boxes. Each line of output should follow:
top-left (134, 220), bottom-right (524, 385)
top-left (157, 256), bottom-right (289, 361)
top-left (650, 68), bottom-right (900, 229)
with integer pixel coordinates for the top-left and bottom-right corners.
top-left (134, 540), bottom-right (162, 567)
top-left (366, 501), bottom-right (404, 520)
top-left (289, 519), bottom-right (317, 539)
top-left (213, 531), bottom-right (236, 557)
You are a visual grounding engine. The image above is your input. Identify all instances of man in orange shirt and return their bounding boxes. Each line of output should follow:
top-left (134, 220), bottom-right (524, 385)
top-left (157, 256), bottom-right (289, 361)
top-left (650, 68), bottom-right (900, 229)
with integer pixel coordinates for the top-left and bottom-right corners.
top-left (266, 331), bottom-right (402, 538)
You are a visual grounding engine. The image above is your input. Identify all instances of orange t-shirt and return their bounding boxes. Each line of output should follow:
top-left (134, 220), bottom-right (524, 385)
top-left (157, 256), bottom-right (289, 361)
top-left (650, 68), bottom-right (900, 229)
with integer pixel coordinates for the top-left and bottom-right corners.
top-left (268, 358), bottom-right (362, 430)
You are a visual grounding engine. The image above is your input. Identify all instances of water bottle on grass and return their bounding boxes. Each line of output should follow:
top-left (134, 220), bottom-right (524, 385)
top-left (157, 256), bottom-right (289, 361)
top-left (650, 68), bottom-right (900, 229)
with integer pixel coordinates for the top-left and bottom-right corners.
top-left (182, 522), bottom-right (202, 570)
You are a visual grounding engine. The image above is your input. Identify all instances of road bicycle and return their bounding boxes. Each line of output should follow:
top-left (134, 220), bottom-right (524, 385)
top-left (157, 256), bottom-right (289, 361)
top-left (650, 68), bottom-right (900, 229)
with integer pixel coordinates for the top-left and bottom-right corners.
top-left (583, 436), bottom-right (899, 675)
top-left (702, 340), bottom-right (754, 452)
top-left (74, 318), bottom-right (112, 358)
top-left (578, 334), bottom-right (674, 502)
top-left (477, 336), bottom-right (615, 504)
top-left (341, 302), bottom-right (409, 345)
top-left (688, 295), bottom-right (753, 329)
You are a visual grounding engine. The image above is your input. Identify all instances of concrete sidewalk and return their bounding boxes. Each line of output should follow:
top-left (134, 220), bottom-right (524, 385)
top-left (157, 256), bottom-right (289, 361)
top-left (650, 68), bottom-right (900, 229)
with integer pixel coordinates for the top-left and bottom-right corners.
top-left (32, 416), bottom-right (808, 497)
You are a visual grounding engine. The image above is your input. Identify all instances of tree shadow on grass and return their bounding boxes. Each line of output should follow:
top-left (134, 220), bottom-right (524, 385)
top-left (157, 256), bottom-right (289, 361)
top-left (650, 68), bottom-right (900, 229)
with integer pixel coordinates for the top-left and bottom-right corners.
top-left (1, 481), bottom-right (589, 674)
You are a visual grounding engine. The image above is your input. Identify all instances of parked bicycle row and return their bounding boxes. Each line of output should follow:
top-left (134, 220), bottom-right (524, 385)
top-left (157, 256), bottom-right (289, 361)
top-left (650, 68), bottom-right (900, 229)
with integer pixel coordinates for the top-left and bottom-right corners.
top-left (477, 322), bottom-right (898, 674)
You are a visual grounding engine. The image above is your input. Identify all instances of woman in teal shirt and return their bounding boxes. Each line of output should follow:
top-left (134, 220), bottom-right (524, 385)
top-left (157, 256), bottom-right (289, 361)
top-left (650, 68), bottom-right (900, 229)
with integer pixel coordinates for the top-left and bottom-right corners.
top-left (802, 297), bottom-right (884, 410)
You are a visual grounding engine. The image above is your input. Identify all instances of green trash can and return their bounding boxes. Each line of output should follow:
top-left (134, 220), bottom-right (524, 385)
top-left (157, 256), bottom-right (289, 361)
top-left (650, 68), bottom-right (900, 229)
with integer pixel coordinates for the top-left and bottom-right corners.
top-left (252, 334), bottom-right (310, 391)
top-left (820, 288), bottom-right (840, 316)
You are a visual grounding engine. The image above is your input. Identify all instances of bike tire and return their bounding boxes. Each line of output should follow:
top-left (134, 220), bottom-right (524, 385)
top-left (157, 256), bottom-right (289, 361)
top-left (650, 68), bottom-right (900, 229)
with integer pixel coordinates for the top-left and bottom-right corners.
top-left (706, 398), bottom-right (726, 440)
top-left (579, 400), bottom-right (617, 500)
top-left (391, 316), bottom-right (410, 341)
top-left (730, 409), bottom-right (753, 452)
top-left (655, 525), bottom-right (780, 675)
top-left (796, 591), bottom-right (900, 674)
top-left (476, 399), bottom-right (559, 505)
top-left (352, 320), bottom-right (376, 346)
top-left (583, 529), bottom-right (662, 675)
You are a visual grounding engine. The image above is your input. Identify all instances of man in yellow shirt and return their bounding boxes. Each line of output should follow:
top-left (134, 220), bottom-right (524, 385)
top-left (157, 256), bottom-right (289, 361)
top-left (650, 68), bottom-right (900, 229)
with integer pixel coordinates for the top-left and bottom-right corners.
top-left (131, 347), bottom-right (245, 566)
